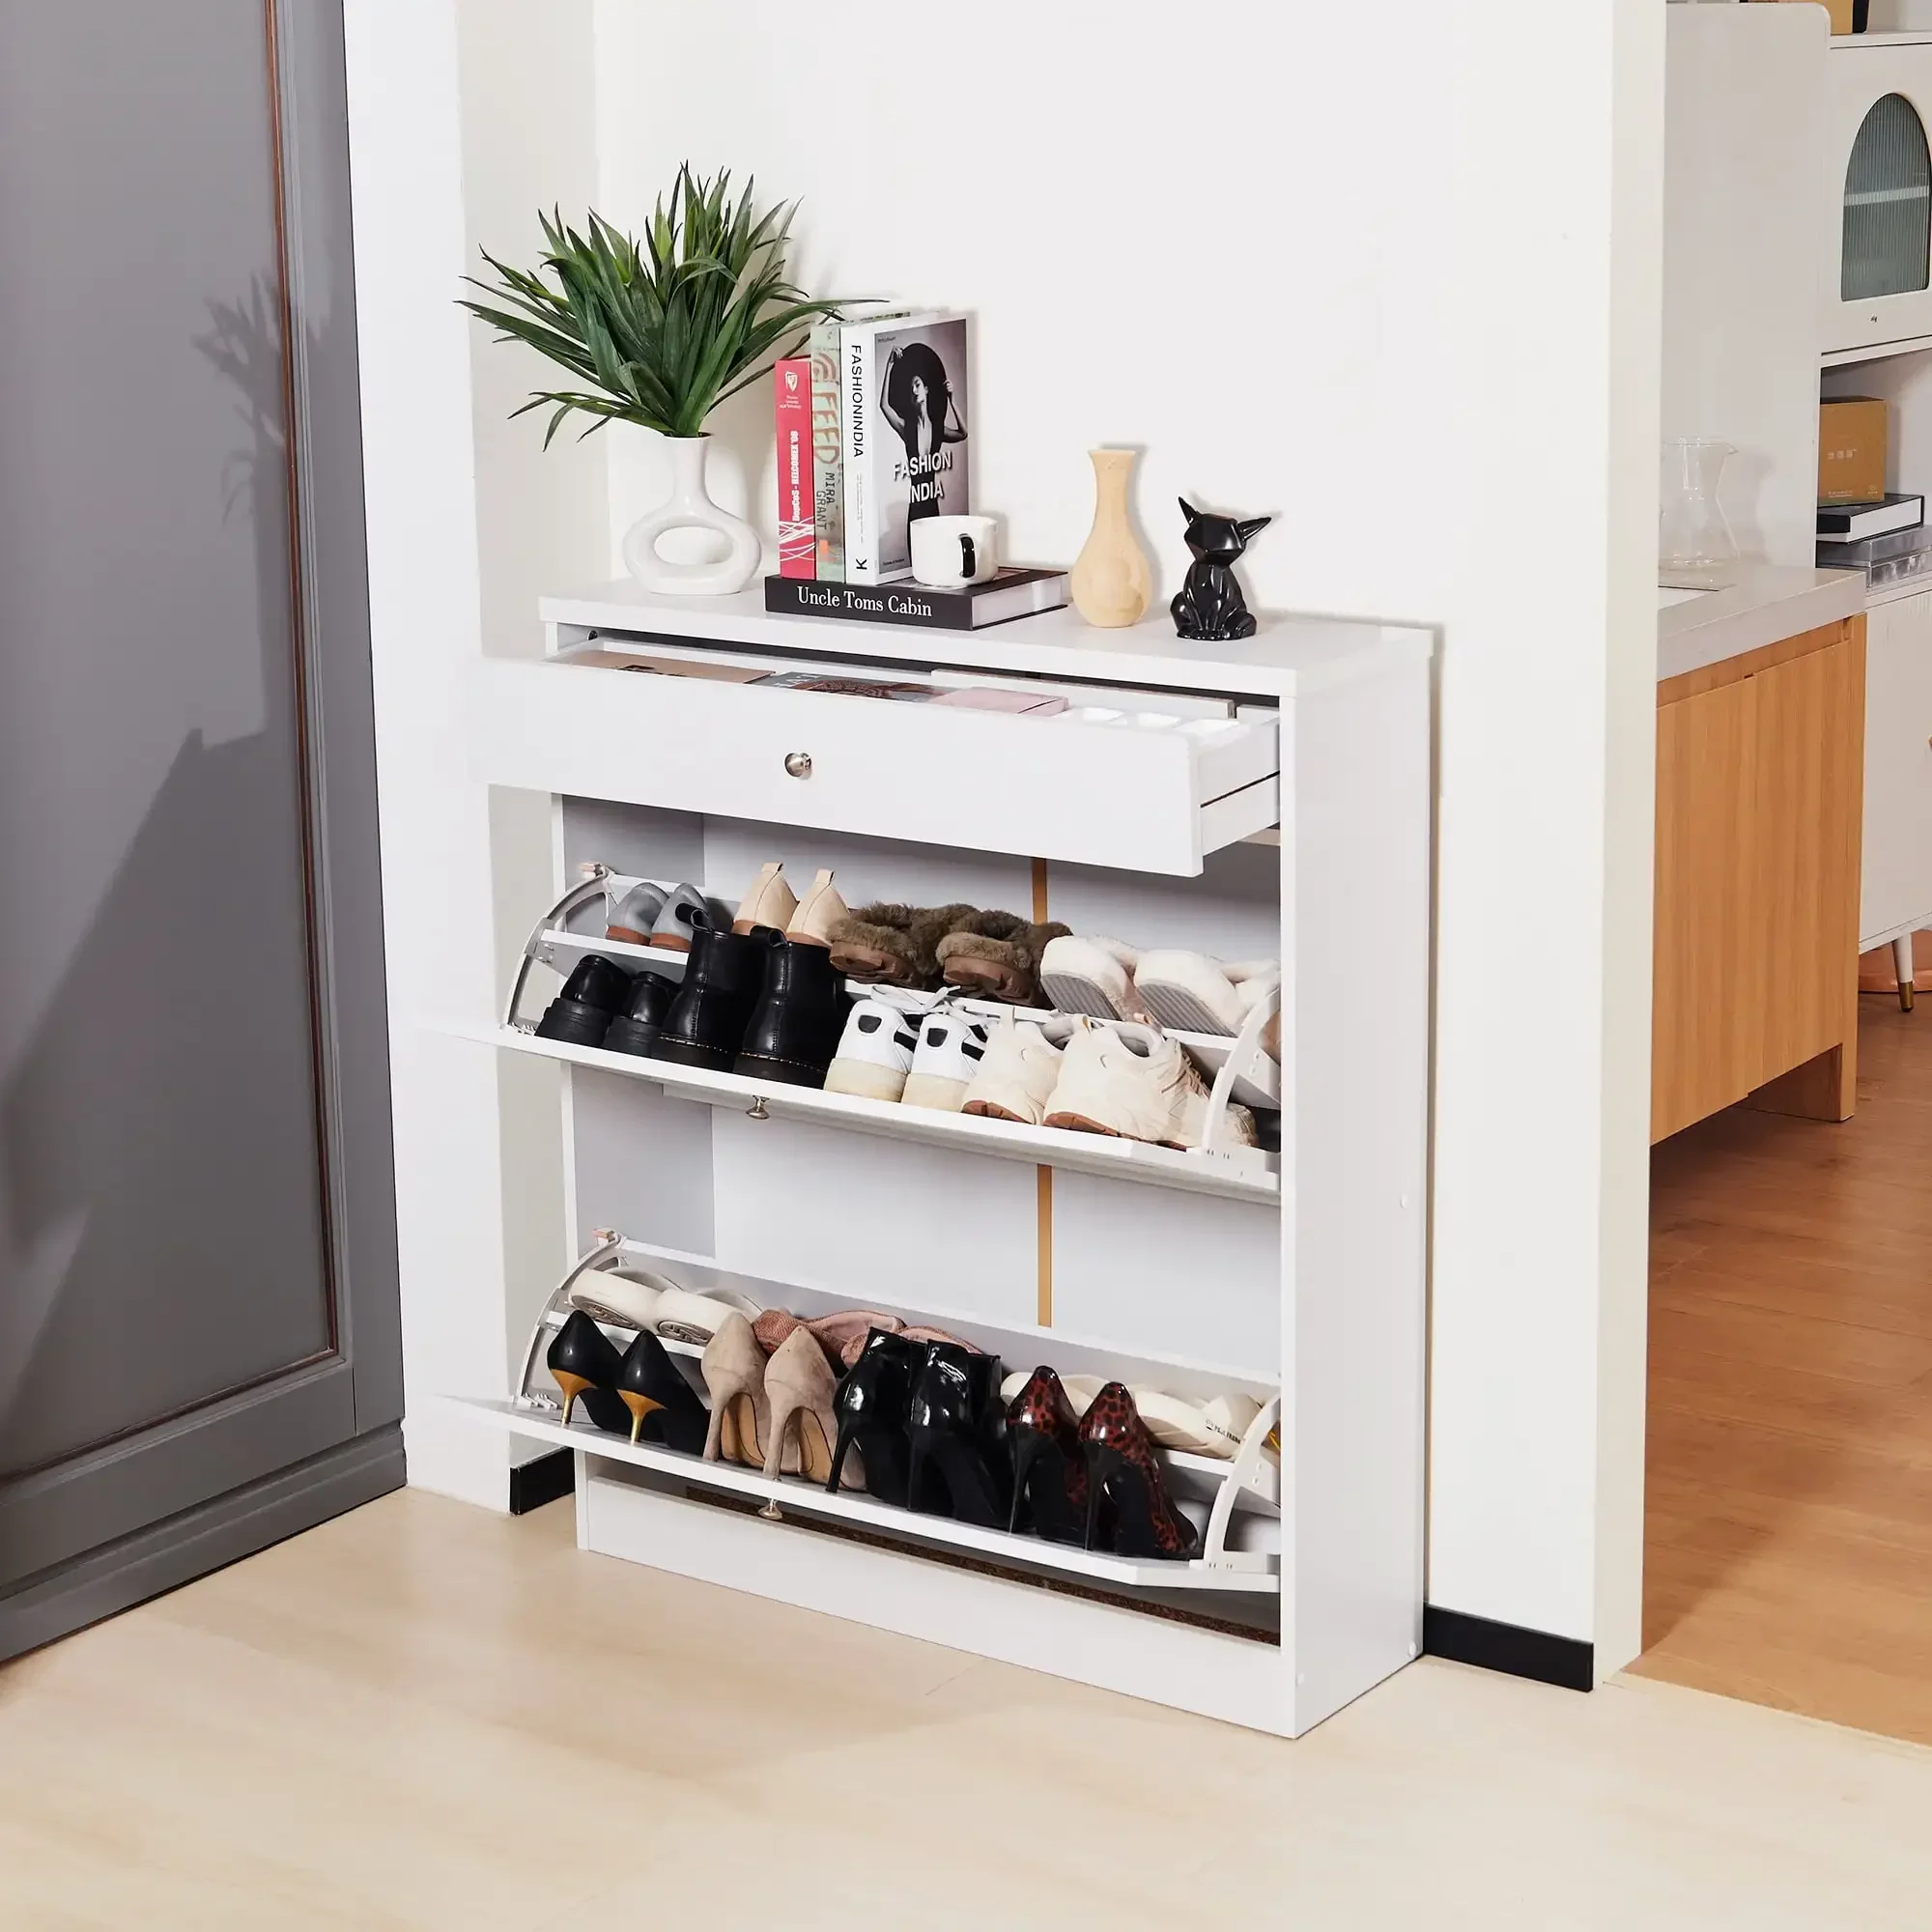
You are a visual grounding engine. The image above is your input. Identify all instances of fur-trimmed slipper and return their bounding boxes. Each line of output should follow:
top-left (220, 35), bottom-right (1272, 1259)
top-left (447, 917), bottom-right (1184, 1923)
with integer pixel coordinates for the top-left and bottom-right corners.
top-left (828, 902), bottom-right (980, 988)
top-left (937, 911), bottom-right (1073, 1006)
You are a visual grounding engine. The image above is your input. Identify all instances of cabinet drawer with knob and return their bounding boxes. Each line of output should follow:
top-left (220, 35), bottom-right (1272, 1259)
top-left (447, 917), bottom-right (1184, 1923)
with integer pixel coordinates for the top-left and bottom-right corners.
top-left (471, 650), bottom-right (1282, 874)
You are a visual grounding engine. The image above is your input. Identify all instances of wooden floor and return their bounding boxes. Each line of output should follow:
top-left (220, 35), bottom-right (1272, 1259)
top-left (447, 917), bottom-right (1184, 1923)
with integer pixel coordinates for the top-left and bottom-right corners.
top-left (1637, 997), bottom-right (1932, 1744)
top-left (2, 1489), bottom-right (1930, 1928)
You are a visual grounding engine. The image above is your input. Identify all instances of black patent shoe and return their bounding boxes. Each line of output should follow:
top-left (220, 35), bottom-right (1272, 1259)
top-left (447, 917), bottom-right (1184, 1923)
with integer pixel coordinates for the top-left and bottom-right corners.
top-left (734, 937), bottom-right (850, 1088)
top-left (906, 1344), bottom-right (1009, 1528)
top-left (827, 1327), bottom-right (923, 1506)
top-left (603, 969), bottom-right (678, 1058)
top-left (535, 955), bottom-right (633, 1048)
top-left (649, 915), bottom-right (771, 1071)
top-left (615, 1327), bottom-right (708, 1452)
top-left (546, 1309), bottom-right (631, 1435)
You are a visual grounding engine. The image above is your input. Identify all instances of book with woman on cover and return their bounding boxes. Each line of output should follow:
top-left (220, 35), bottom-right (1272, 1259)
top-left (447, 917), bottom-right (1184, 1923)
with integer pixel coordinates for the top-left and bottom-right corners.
top-left (842, 312), bottom-right (968, 583)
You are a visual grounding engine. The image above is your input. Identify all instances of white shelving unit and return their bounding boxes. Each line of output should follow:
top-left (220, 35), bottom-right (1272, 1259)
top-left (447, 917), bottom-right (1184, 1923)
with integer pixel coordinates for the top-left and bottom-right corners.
top-left (445, 581), bottom-right (1433, 1738)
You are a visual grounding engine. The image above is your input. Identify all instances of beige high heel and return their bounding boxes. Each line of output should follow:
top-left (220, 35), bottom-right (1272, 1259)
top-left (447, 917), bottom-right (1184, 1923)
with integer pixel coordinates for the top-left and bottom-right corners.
top-left (701, 1313), bottom-right (798, 1472)
top-left (733, 862), bottom-right (797, 935)
top-left (762, 1327), bottom-right (860, 1487)
top-left (785, 869), bottom-right (850, 948)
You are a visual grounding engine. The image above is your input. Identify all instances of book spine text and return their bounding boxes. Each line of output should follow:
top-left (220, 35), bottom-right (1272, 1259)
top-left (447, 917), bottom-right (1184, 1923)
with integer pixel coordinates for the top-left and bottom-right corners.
top-left (809, 323), bottom-right (843, 582)
top-left (774, 356), bottom-right (814, 580)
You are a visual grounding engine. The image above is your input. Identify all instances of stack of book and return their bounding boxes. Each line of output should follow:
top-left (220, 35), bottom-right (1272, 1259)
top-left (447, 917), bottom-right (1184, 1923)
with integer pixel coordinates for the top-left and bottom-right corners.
top-left (769, 309), bottom-right (1067, 632)
top-left (1817, 491), bottom-right (1932, 590)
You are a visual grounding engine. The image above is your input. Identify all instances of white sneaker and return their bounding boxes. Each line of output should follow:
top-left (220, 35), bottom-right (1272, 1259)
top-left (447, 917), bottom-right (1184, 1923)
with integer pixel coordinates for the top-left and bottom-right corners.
top-left (1134, 952), bottom-right (1280, 1038)
top-left (1038, 934), bottom-right (1145, 1021)
top-left (1043, 1020), bottom-right (1257, 1151)
top-left (901, 1008), bottom-right (990, 1113)
top-left (961, 1012), bottom-right (1078, 1124)
top-left (823, 997), bottom-right (922, 1102)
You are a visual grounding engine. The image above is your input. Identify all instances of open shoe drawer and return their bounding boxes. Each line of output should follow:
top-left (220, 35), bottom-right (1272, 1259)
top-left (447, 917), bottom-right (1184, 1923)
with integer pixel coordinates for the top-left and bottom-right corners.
top-left (471, 654), bottom-right (1280, 874)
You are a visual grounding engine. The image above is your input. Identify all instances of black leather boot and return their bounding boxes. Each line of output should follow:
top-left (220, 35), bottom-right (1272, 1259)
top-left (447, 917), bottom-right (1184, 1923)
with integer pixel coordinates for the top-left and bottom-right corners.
top-left (602, 969), bottom-right (678, 1058)
top-left (647, 915), bottom-right (771, 1071)
top-left (827, 1327), bottom-right (924, 1505)
top-left (905, 1343), bottom-right (1010, 1528)
top-left (535, 955), bottom-right (633, 1049)
top-left (733, 936), bottom-right (851, 1088)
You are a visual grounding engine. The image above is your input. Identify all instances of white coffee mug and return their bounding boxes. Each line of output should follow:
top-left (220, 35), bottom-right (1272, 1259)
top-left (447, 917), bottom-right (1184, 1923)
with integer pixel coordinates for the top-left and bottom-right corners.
top-left (911, 515), bottom-right (999, 589)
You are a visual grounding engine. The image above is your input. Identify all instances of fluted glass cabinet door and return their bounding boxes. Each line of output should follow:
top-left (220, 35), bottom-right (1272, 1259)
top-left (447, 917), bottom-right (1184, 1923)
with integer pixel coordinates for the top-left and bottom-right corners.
top-left (1842, 92), bottom-right (1932, 301)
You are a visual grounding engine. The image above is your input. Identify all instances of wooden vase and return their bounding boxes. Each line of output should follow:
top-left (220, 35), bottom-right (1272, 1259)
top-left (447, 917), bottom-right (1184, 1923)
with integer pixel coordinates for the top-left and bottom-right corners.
top-left (1070, 448), bottom-right (1152, 628)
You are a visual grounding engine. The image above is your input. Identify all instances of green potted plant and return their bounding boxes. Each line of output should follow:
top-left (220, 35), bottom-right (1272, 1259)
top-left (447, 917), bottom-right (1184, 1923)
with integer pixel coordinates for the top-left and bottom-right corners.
top-left (462, 167), bottom-right (856, 596)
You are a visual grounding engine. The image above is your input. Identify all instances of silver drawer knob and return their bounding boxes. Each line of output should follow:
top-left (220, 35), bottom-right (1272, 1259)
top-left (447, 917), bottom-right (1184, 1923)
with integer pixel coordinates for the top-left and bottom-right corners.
top-left (784, 751), bottom-right (813, 779)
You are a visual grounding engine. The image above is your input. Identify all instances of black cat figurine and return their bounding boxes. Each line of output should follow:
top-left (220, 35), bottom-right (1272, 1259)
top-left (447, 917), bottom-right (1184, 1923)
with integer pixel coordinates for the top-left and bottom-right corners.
top-left (1170, 498), bottom-right (1270, 642)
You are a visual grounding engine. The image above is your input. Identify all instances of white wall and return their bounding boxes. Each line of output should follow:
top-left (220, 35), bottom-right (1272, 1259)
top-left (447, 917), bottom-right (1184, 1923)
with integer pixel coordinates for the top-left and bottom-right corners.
top-left (347, 0), bottom-right (1662, 1663)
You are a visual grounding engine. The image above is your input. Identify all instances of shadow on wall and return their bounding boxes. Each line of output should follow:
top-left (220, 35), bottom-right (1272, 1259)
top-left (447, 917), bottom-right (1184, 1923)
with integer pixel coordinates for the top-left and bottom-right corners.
top-left (0, 282), bottom-right (336, 1486)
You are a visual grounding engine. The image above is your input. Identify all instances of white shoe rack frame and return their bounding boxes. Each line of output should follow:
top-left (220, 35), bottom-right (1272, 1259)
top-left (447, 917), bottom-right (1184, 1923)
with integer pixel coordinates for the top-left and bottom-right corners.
top-left (444, 583), bottom-right (1433, 1738)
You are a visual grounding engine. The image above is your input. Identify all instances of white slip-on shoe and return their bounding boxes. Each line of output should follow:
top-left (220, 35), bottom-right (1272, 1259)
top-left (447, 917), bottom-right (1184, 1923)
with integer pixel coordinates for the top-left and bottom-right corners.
top-left (785, 868), bottom-right (850, 948)
top-left (652, 1286), bottom-right (764, 1348)
top-left (568, 1265), bottom-right (672, 1332)
top-left (1038, 934), bottom-right (1143, 1021)
top-left (606, 880), bottom-right (668, 946)
top-left (733, 861), bottom-right (797, 935)
top-left (1043, 1021), bottom-right (1257, 1150)
top-left (999, 1368), bottom-right (1107, 1416)
top-left (823, 997), bottom-right (922, 1102)
top-left (1131, 951), bottom-right (1249, 1036)
top-left (901, 1008), bottom-right (990, 1113)
top-left (962, 1012), bottom-right (1078, 1125)
top-left (1201, 1391), bottom-right (1266, 1460)
top-left (1130, 1388), bottom-right (1226, 1457)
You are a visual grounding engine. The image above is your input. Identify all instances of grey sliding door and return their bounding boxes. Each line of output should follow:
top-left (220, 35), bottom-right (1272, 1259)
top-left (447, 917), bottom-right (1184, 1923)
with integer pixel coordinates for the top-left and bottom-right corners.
top-left (0, 0), bottom-right (403, 1654)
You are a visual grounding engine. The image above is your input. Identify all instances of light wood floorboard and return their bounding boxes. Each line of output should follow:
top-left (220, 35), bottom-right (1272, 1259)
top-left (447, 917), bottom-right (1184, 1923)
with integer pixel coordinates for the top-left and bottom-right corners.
top-left (1637, 998), bottom-right (1932, 1746)
top-left (3, 1489), bottom-right (1931, 1927)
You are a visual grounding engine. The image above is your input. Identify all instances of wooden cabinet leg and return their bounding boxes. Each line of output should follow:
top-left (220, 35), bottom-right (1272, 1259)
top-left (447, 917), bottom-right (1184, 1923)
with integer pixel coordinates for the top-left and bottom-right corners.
top-left (1748, 1037), bottom-right (1857, 1122)
top-left (1893, 934), bottom-right (1916, 1013)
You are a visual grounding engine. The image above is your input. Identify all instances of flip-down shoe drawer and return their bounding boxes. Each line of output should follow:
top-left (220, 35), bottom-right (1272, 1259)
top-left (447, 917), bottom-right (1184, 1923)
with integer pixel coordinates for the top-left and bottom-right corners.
top-left (472, 655), bottom-right (1280, 874)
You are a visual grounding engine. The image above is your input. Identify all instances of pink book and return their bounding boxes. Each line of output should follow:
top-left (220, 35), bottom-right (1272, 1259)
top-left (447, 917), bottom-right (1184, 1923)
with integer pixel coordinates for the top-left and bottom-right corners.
top-left (930, 688), bottom-right (1069, 716)
top-left (774, 356), bottom-right (814, 579)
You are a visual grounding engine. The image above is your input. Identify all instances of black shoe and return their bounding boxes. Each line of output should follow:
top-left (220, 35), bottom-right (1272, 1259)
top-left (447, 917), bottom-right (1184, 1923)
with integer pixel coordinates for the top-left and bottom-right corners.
top-left (733, 937), bottom-right (851, 1088)
top-left (615, 1328), bottom-right (708, 1452)
top-left (535, 955), bottom-right (633, 1049)
top-left (648, 915), bottom-right (773, 1072)
top-left (905, 1344), bottom-right (1010, 1528)
top-left (826, 1327), bottom-right (923, 1506)
top-left (602, 969), bottom-right (678, 1058)
top-left (546, 1309), bottom-right (632, 1435)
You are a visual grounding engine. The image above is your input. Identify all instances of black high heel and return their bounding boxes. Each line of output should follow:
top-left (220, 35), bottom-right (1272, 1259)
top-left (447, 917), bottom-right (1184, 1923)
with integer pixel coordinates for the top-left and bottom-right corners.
top-left (615, 1327), bottom-right (707, 1452)
top-left (1077, 1383), bottom-right (1201, 1562)
top-left (1006, 1367), bottom-right (1088, 1544)
top-left (905, 1344), bottom-right (1009, 1528)
top-left (826, 1328), bottom-right (923, 1505)
top-left (546, 1310), bottom-right (632, 1435)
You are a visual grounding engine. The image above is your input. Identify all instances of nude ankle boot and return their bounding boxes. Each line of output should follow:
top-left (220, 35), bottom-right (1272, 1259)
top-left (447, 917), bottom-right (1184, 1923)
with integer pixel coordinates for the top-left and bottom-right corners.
top-left (785, 869), bottom-right (850, 948)
top-left (734, 862), bottom-right (797, 936)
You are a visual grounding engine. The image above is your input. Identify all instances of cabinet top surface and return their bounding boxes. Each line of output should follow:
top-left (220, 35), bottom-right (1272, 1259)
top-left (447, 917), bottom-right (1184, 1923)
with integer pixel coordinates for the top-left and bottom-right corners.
top-left (1658, 568), bottom-right (1865, 685)
top-left (538, 580), bottom-right (1433, 697)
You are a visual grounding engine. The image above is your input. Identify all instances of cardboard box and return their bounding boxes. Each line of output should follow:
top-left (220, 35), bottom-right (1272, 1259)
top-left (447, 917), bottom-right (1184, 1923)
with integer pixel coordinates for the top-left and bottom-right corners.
top-left (1820, 397), bottom-right (1889, 504)
top-left (1750, 0), bottom-right (1855, 37)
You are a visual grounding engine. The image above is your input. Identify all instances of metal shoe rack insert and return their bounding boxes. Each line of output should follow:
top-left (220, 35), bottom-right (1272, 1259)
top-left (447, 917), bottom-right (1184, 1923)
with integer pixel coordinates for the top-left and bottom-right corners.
top-left (503, 1235), bottom-right (1284, 1595)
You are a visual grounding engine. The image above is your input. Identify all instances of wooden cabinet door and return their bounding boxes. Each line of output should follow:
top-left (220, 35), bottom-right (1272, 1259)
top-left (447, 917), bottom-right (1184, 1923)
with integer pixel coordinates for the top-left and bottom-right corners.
top-left (1860, 592), bottom-right (1932, 946)
top-left (1751, 633), bottom-right (1865, 1087)
top-left (1653, 675), bottom-right (1762, 1142)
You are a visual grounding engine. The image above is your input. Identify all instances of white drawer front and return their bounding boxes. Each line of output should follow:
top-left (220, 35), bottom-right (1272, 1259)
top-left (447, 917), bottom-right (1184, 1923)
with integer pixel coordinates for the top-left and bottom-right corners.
top-left (1861, 592), bottom-right (1932, 943)
top-left (472, 659), bottom-right (1280, 874)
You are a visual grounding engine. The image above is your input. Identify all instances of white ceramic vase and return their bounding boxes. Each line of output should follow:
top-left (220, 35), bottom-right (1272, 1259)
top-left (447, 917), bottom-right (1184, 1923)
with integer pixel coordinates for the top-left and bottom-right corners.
top-left (621, 434), bottom-right (761, 596)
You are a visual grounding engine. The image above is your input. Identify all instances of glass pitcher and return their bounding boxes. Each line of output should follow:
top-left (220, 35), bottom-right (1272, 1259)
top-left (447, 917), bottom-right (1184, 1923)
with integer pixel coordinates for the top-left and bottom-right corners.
top-left (1660, 438), bottom-right (1739, 587)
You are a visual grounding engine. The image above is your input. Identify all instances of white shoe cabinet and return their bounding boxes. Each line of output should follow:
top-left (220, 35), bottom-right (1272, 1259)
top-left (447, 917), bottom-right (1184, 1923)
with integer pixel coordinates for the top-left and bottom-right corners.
top-left (445, 581), bottom-right (1433, 1738)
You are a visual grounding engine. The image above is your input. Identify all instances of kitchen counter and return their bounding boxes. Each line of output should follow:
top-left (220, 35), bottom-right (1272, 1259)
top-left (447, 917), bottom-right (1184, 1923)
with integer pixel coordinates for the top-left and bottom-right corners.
top-left (1658, 566), bottom-right (1864, 683)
